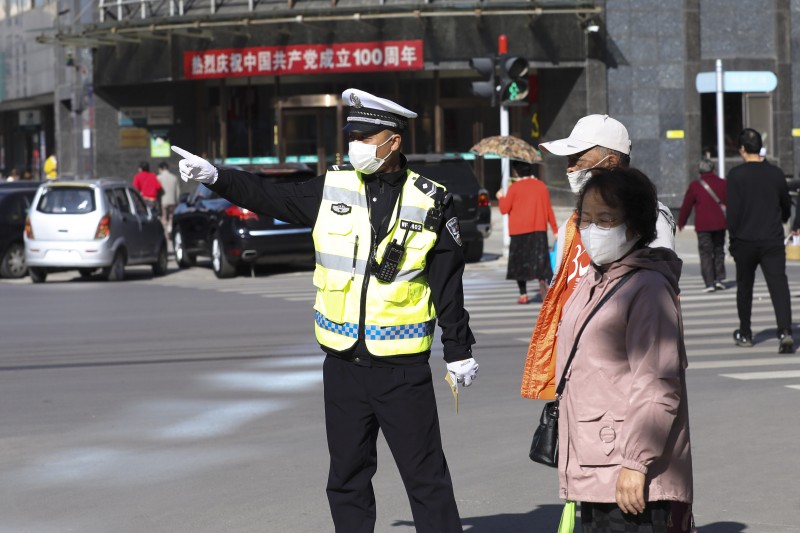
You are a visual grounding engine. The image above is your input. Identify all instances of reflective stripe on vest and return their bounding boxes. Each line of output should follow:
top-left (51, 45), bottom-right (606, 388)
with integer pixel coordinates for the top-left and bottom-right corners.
top-left (311, 168), bottom-right (442, 356)
top-left (315, 311), bottom-right (436, 340)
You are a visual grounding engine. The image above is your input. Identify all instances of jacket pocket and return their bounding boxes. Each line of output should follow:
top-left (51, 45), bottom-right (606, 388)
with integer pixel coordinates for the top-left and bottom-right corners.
top-left (326, 217), bottom-right (353, 237)
top-left (313, 269), bottom-right (351, 324)
top-left (572, 368), bottom-right (627, 467)
top-left (374, 281), bottom-right (410, 304)
top-left (575, 409), bottom-right (625, 466)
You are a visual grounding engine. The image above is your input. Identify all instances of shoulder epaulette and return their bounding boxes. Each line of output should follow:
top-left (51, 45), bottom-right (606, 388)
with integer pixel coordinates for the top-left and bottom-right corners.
top-left (327, 164), bottom-right (354, 172)
top-left (413, 175), bottom-right (449, 205)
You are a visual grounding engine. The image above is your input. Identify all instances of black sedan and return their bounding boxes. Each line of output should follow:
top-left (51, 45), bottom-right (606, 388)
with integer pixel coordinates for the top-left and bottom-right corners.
top-left (171, 164), bottom-right (315, 278)
top-left (0, 182), bottom-right (40, 278)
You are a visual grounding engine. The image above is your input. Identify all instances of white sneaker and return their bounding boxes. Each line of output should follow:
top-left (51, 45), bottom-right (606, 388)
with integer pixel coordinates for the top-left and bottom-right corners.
top-left (703, 286), bottom-right (716, 293)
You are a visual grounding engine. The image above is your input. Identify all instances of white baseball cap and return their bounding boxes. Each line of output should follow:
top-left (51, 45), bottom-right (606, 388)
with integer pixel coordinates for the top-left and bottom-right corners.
top-left (539, 114), bottom-right (631, 156)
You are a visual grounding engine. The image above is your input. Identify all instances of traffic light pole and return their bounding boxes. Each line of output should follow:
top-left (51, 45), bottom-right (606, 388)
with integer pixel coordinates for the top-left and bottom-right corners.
top-left (500, 105), bottom-right (511, 254)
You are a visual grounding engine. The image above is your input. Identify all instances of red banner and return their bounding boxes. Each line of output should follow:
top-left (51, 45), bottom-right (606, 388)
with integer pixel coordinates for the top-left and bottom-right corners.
top-left (184, 40), bottom-right (424, 79)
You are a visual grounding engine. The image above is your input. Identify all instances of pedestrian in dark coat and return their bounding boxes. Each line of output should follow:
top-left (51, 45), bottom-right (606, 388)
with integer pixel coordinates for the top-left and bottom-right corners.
top-left (727, 128), bottom-right (793, 353)
top-left (677, 158), bottom-right (727, 292)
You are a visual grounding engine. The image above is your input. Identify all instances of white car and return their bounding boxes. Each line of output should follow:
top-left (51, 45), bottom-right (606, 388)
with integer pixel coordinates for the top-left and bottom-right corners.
top-left (24, 180), bottom-right (168, 283)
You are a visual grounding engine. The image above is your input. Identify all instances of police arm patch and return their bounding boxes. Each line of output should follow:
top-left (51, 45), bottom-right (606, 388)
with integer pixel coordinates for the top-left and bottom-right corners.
top-left (446, 217), bottom-right (462, 246)
top-left (331, 203), bottom-right (352, 215)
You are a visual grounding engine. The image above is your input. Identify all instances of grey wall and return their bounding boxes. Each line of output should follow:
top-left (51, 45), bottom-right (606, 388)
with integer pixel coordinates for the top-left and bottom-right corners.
top-left (697, 0), bottom-right (793, 175)
top-left (604, 0), bottom-right (687, 209)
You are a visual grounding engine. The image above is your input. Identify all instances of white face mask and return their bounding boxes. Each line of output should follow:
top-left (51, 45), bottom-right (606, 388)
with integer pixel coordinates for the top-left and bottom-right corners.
top-left (348, 136), bottom-right (394, 174)
top-left (566, 155), bottom-right (609, 194)
top-left (579, 222), bottom-right (637, 265)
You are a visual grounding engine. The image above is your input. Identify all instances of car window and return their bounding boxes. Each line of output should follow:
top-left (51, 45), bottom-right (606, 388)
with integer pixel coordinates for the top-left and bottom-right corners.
top-left (37, 187), bottom-right (96, 214)
top-left (128, 188), bottom-right (149, 216)
top-left (406, 161), bottom-right (479, 195)
top-left (112, 188), bottom-right (132, 213)
top-left (193, 184), bottom-right (219, 202)
top-left (104, 190), bottom-right (117, 210)
top-left (1, 194), bottom-right (26, 223)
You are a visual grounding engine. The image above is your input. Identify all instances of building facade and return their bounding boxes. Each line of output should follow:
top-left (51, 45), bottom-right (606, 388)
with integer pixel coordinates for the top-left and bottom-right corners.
top-left (3, 0), bottom-right (799, 207)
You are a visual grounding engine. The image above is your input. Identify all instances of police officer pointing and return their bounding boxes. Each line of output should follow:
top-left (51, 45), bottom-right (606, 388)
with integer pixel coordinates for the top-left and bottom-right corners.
top-left (172, 88), bottom-right (478, 533)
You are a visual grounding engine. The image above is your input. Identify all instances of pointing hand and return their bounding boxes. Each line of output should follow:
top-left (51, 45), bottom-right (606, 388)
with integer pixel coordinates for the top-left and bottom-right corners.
top-left (171, 146), bottom-right (218, 185)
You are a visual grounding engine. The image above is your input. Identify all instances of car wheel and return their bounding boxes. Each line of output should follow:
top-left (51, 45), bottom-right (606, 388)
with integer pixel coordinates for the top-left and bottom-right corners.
top-left (211, 237), bottom-right (237, 279)
top-left (173, 231), bottom-right (195, 269)
top-left (29, 267), bottom-right (47, 283)
top-left (0, 243), bottom-right (27, 278)
top-left (463, 240), bottom-right (484, 263)
top-left (152, 241), bottom-right (168, 277)
top-left (102, 250), bottom-right (126, 281)
top-left (78, 268), bottom-right (96, 278)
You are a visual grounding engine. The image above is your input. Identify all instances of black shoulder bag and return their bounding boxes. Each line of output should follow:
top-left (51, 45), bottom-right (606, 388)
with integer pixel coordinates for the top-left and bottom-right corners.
top-left (529, 270), bottom-right (638, 467)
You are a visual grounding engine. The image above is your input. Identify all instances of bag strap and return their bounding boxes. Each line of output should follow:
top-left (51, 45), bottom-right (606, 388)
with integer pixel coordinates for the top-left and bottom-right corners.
top-left (555, 269), bottom-right (639, 398)
top-left (698, 178), bottom-right (725, 211)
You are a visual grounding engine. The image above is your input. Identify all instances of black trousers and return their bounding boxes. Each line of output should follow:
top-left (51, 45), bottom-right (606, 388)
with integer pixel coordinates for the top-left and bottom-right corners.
top-left (730, 240), bottom-right (792, 333)
top-left (696, 230), bottom-right (726, 287)
top-left (323, 356), bottom-right (462, 533)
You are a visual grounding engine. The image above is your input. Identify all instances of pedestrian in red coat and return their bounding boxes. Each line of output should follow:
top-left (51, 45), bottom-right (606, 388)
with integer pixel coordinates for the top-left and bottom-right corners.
top-left (132, 161), bottom-right (163, 214)
top-left (677, 158), bottom-right (727, 292)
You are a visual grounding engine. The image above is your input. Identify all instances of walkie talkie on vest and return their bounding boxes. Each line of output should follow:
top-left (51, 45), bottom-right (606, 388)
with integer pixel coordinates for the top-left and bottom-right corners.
top-left (374, 226), bottom-right (412, 283)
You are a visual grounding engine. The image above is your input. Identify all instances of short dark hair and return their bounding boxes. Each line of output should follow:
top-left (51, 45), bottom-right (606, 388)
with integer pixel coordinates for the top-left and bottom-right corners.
top-left (158, 162), bottom-right (168, 170)
top-left (139, 161), bottom-right (150, 172)
top-left (738, 128), bottom-right (762, 154)
top-left (511, 160), bottom-right (538, 178)
top-left (577, 167), bottom-right (658, 247)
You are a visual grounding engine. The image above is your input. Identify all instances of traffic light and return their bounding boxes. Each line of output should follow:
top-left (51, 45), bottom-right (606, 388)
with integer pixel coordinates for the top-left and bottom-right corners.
top-left (498, 55), bottom-right (529, 105)
top-left (469, 56), bottom-right (497, 107)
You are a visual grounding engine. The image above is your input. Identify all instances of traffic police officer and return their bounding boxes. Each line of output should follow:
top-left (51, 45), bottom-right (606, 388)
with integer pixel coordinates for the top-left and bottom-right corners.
top-left (172, 88), bottom-right (479, 533)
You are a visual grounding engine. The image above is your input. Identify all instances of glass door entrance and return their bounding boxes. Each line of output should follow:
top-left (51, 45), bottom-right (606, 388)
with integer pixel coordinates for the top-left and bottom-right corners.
top-left (275, 94), bottom-right (345, 175)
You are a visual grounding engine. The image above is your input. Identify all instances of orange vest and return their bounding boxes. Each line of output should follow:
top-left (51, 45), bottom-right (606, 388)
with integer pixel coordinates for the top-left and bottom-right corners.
top-left (520, 212), bottom-right (591, 399)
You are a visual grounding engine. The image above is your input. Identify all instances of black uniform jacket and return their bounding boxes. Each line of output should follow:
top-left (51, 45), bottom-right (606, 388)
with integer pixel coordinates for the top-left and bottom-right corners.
top-left (210, 155), bottom-right (475, 365)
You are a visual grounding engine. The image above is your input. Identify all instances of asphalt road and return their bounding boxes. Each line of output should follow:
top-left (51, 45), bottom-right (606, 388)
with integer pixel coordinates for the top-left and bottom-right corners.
top-left (2, 209), bottom-right (800, 532)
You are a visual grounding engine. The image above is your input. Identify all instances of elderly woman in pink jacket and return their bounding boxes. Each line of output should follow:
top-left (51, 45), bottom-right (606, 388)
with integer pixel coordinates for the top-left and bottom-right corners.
top-left (556, 167), bottom-right (694, 532)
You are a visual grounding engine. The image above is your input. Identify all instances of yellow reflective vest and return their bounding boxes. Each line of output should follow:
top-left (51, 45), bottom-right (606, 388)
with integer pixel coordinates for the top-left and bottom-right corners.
top-left (312, 168), bottom-right (444, 356)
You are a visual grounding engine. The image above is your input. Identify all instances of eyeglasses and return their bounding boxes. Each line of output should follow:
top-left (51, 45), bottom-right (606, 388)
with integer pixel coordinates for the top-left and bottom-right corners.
top-left (577, 216), bottom-right (622, 230)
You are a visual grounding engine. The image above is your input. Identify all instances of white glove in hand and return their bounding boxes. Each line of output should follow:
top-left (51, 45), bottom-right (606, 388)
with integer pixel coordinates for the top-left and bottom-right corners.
top-left (446, 357), bottom-right (479, 387)
top-left (171, 146), bottom-right (218, 185)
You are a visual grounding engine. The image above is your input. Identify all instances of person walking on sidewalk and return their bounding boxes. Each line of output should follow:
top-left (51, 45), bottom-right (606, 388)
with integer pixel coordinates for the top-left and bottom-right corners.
top-left (677, 158), bottom-right (727, 293)
top-left (727, 128), bottom-right (793, 353)
top-left (497, 160), bottom-right (558, 304)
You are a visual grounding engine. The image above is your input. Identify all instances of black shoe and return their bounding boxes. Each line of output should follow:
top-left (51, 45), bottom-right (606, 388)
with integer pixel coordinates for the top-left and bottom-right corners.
top-left (778, 330), bottom-right (794, 354)
top-left (733, 329), bottom-right (753, 347)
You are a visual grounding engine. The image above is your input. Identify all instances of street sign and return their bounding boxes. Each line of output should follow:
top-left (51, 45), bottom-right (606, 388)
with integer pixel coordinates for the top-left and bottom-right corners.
top-left (695, 71), bottom-right (778, 93)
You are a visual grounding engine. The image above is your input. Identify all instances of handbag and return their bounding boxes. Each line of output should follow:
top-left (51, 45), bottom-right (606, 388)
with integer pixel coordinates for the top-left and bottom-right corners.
top-left (529, 270), bottom-right (638, 467)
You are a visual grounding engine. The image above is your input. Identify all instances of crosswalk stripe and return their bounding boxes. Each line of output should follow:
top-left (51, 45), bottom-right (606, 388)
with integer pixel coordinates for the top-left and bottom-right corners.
top-left (690, 357), bottom-right (800, 370)
top-left (719, 370), bottom-right (800, 380)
